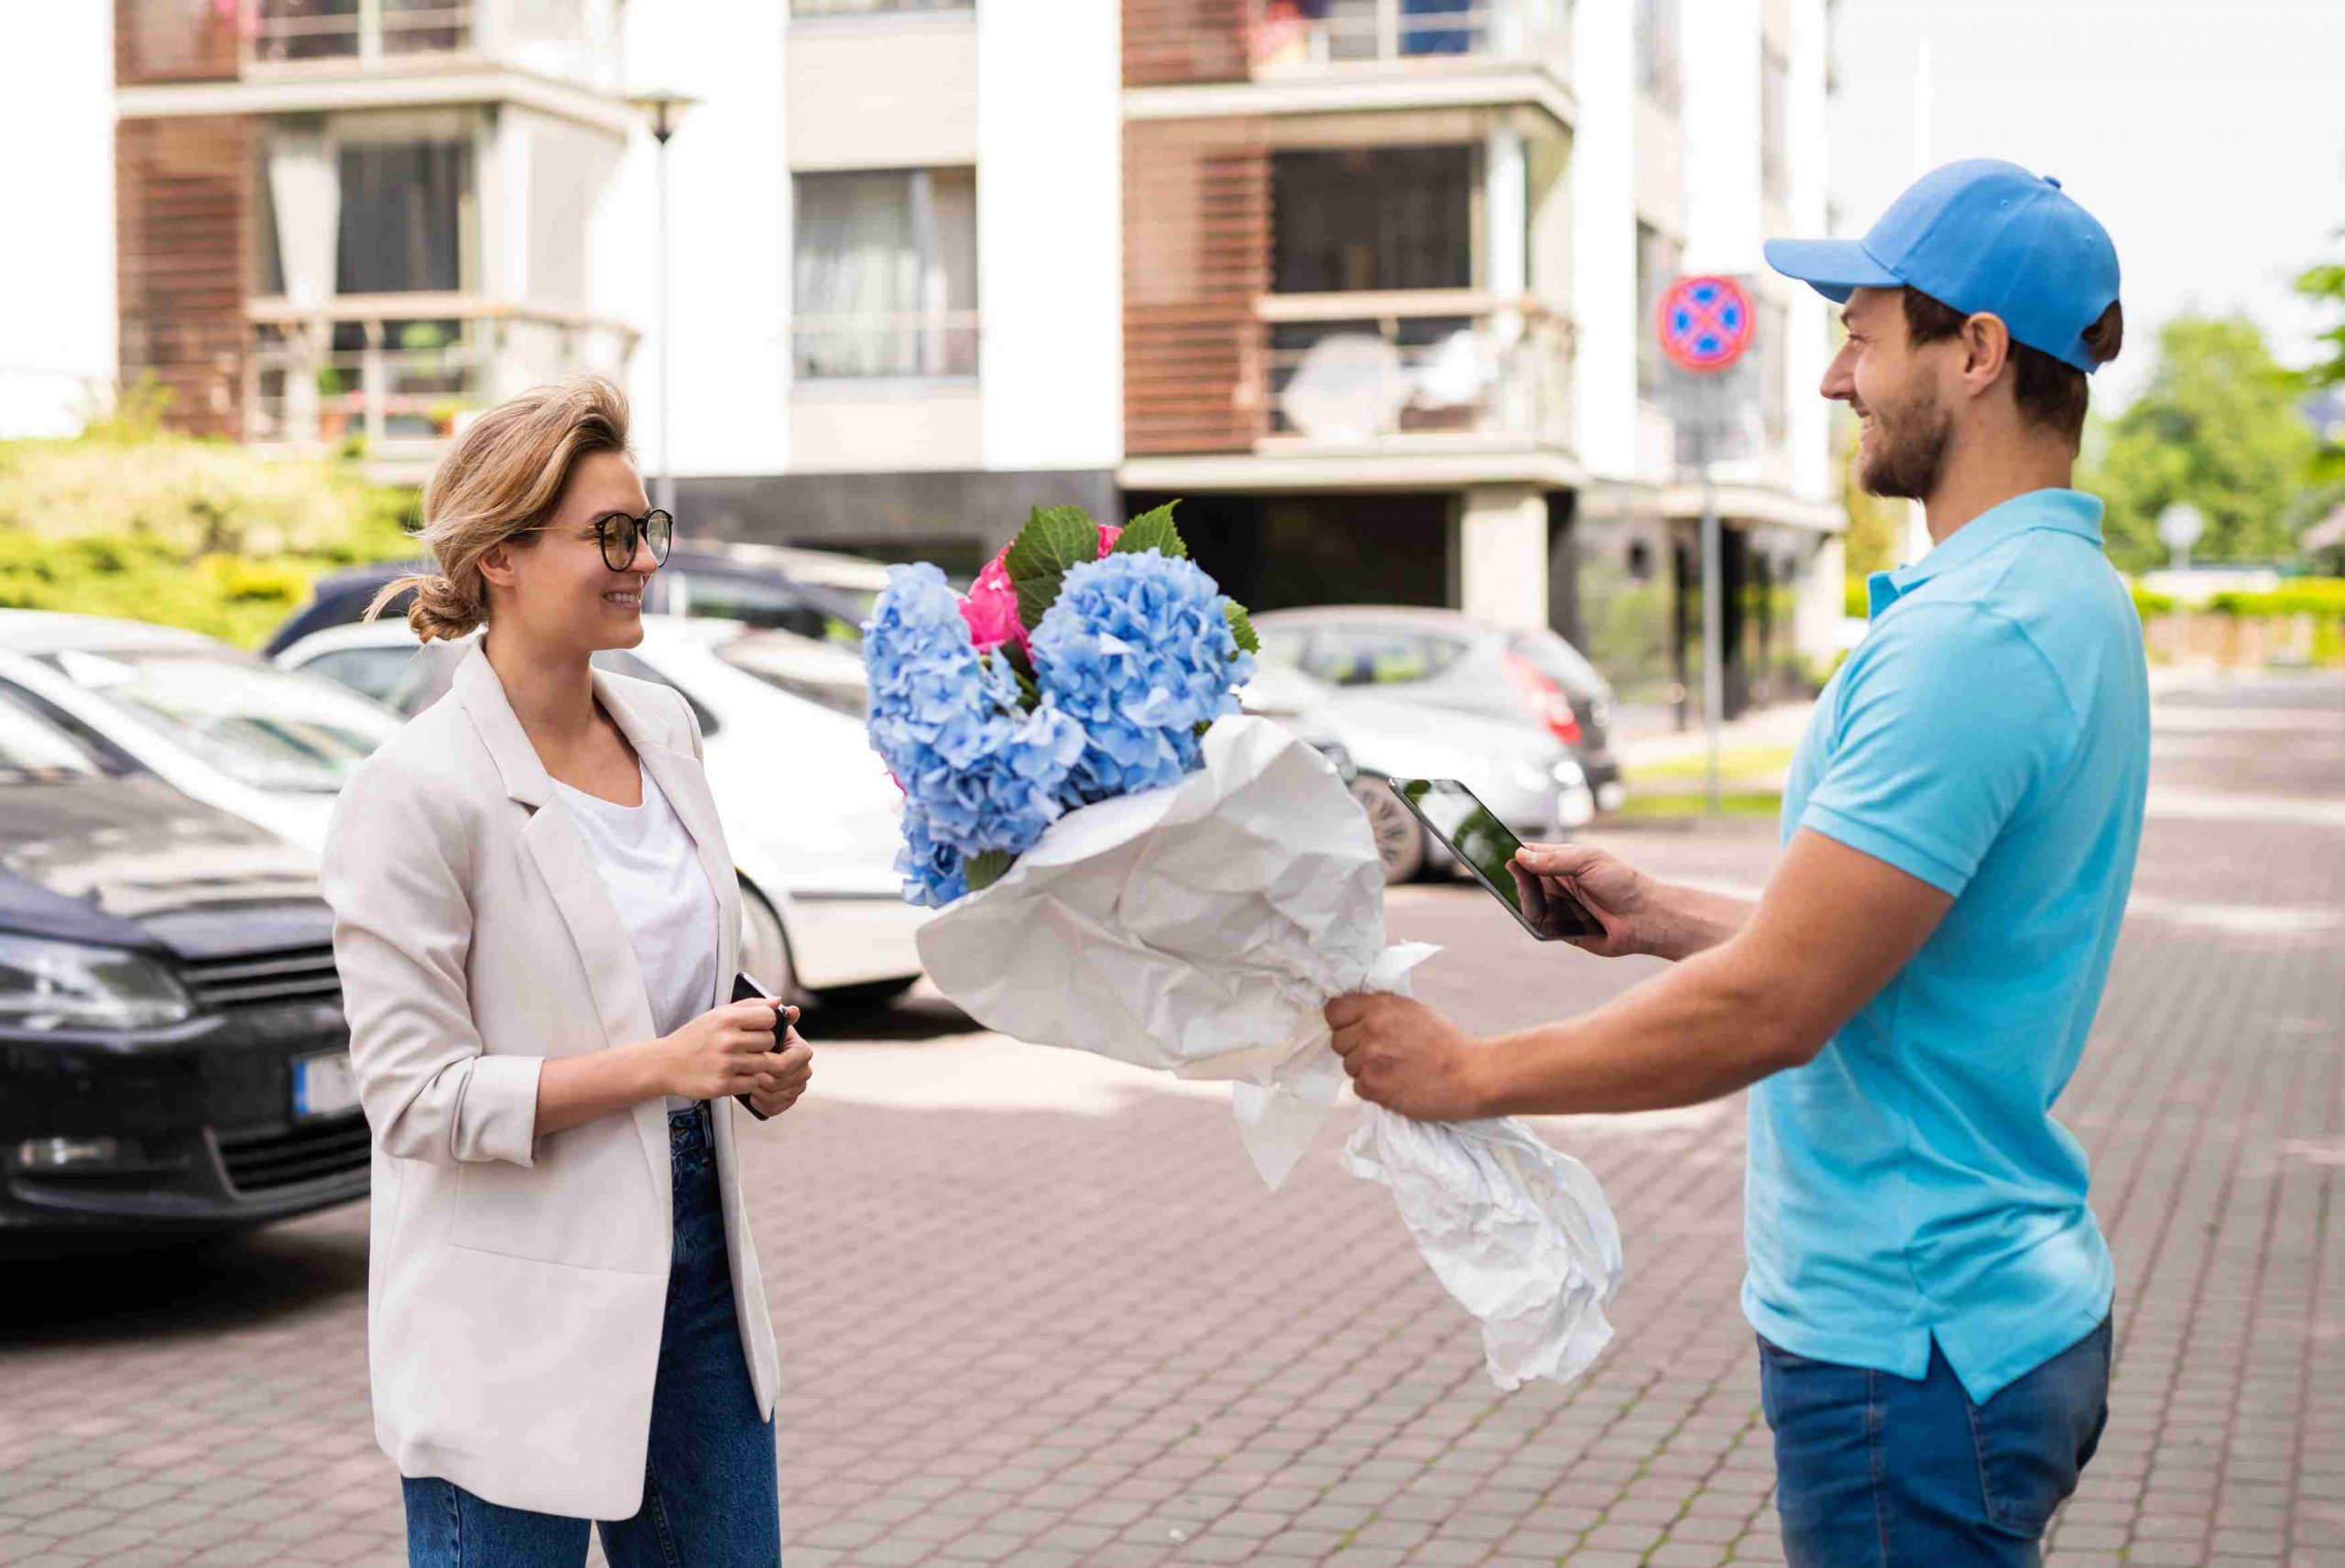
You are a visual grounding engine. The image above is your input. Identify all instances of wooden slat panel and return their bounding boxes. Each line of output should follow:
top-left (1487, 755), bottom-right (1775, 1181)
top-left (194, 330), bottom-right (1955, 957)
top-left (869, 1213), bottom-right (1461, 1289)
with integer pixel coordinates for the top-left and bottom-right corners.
top-left (1122, 0), bottom-right (1251, 87)
top-left (117, 115), bottom-right (251, 439)
top-left (1125, 117), bottom-right (1271, 455)
top-left (116, 0), bottom-right (242, 84)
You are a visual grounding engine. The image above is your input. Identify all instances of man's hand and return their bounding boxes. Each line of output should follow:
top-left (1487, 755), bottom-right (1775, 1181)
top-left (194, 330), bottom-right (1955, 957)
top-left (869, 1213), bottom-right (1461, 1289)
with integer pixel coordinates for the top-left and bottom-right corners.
top-left (1325, 995), bottom-right (1492, 1121)
top-left (1511, 843), bottom-right (1753, 962)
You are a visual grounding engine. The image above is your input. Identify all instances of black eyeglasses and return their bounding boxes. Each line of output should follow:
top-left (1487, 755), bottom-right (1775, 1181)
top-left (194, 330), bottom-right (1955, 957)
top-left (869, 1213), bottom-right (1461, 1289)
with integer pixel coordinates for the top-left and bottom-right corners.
top-left (588, 509), bottom-right (673, 572)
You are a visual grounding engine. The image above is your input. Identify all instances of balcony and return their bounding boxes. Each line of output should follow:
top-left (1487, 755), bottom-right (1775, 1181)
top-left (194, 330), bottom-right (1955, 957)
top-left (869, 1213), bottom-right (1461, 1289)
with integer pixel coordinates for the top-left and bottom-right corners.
top-left (1260, 291), bottom-right (1573, 453)
top-left (246, 1), bottom-right (473, 66)
top-left (1249, 0), bottom-right (1571, 73)
top-left (245, 297), bottom-right (635, 472)
top-left (116, 0), bottom-right (624, 96)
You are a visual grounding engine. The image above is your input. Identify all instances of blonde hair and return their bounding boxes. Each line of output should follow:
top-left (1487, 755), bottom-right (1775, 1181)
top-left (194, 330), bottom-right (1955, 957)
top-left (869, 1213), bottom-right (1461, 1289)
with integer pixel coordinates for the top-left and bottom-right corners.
top-left (366, 375), bottom-right (635, 642)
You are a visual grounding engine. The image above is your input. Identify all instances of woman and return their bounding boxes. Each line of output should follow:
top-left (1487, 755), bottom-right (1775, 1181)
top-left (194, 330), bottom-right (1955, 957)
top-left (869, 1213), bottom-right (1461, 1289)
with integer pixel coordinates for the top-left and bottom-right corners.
top-left (320, 376), bottom-right (809, 1567)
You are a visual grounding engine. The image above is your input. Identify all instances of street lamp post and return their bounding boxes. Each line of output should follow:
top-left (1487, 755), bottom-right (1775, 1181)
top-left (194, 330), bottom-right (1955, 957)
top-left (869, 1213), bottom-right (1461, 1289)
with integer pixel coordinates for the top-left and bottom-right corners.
top-left (629, 93), bottom-right (697, 516)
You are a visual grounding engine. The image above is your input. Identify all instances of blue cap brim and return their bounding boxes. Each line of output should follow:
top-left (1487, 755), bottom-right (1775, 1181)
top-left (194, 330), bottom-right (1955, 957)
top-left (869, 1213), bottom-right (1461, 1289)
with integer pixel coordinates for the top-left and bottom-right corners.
top-left (1762, 238), bottom-right (1902, 304)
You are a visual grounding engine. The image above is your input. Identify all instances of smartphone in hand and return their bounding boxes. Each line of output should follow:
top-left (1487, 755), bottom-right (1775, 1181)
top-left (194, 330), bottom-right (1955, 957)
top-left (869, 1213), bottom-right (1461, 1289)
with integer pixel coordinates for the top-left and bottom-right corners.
top-left (729, 971), bottom-right (795, 1121)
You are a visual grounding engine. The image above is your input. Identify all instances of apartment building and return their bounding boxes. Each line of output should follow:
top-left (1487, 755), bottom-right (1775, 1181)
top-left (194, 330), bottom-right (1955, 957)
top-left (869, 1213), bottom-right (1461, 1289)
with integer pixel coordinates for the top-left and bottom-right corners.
top-left (1117, 0), bottom-right (1845, 718)
top-left (99, 0), bottom-right (643, 483)
top-left (24, 1), bottom-right (1845, 716)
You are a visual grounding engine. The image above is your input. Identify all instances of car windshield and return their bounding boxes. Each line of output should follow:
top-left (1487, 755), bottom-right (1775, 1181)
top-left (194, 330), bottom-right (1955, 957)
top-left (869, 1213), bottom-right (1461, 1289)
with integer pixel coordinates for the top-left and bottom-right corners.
top-left (45, 648), bottom-right (405, 793)
top-left (714, 639), bottom-right (870, 719)
top-left (0, 686), bottom-right (114, 782)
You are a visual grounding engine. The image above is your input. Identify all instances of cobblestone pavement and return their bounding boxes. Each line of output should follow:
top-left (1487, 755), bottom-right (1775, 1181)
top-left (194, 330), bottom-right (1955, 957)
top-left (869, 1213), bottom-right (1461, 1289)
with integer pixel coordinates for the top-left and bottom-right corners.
top-left (1, 672), bottom-right (2339, 1568)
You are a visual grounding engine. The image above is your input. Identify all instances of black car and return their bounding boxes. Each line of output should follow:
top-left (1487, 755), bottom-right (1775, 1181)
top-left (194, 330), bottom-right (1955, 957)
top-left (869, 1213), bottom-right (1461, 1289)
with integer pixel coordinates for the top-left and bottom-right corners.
top-left (0, 688), bottom-right (365, 1240)
top-left (263, 550), bottom-right (870, 659)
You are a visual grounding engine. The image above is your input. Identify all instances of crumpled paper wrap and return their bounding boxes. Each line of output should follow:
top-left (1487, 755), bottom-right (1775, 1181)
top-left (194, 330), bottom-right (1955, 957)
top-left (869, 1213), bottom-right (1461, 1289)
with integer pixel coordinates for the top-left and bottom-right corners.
top-left (916, 714), bottom-right (1622, 1388)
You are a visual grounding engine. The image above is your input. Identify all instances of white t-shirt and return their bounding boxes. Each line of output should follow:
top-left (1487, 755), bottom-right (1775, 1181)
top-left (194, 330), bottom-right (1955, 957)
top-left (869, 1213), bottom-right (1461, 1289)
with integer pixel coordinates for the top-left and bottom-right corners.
top-left (552, 760), bottom-right (721, 1113)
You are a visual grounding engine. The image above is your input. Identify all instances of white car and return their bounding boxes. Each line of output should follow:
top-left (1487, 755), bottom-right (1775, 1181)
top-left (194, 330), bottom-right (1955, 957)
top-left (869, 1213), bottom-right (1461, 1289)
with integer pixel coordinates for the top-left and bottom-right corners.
top-left (278, 617), bottom-right (928, 1007)
top-left (0, 610), bottom-right (408, 853)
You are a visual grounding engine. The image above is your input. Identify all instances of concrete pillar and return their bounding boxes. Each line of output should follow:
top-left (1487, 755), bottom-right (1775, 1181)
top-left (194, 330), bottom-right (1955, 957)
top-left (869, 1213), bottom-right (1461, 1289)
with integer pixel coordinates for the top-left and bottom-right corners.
top-left (1459, 485), bottom-right (1549, 629)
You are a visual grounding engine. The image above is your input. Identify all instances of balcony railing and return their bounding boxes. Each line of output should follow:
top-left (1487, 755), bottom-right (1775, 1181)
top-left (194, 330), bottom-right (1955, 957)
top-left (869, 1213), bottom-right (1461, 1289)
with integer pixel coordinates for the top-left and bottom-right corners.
top-left (791, 310), bottom-right (981, 382)
top-left (246, 1), bottom-right (473, 66)
top-left (245, 296), bottom-right (635, 454)
top-left (1249, 0), bottom-right (1570, 71)
top-left (1259, 291), bottom-right (1574, 451)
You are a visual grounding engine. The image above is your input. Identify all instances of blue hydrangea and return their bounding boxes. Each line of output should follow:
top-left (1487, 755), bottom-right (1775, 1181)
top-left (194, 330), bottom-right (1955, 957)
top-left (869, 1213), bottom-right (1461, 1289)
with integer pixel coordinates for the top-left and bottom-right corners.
top-left (865, 564), bottom-right (1086, 906)
top-left (1031, 550), bottom-right (1254, 807)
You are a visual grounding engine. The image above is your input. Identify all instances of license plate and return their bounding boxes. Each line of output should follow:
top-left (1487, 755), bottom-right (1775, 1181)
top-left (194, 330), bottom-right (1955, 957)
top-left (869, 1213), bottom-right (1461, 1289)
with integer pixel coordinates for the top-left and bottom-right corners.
top-left (292, 1051), bottom-right (360, 1120)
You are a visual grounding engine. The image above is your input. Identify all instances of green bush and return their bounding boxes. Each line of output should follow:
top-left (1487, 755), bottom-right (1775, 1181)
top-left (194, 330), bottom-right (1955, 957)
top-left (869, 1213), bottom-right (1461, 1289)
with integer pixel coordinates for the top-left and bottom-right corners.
top-left (0, 421), bottom-right (420, 648)
top-left (2204, 579), bottom-right (2345, 618)
top-left (1842, 577), bottom-right (1871, 619)
top-left (2129, 582), bottom-right (2177, 619)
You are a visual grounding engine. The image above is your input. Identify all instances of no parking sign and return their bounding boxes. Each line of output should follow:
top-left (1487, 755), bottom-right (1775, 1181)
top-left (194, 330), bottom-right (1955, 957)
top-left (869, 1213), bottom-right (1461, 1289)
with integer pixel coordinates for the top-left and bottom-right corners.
top-left (1657, 275), bottom-right (1754, 375)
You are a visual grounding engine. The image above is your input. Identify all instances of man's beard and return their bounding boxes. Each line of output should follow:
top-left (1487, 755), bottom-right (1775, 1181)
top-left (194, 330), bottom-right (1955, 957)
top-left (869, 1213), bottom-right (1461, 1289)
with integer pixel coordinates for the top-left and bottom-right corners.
top-left (1856, 383), bottom-right (1952, 501)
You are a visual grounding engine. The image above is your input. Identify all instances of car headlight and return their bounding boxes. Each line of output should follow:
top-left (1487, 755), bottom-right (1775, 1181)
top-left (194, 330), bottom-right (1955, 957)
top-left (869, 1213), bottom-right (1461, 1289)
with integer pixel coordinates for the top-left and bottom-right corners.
top-left (0, 933), bottom-right (195, 1032)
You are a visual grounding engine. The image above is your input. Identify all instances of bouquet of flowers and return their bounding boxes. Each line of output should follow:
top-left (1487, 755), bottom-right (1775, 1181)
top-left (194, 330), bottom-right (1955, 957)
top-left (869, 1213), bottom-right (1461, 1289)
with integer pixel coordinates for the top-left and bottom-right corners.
top-left (863, 504), bottom-right (1621, 1390)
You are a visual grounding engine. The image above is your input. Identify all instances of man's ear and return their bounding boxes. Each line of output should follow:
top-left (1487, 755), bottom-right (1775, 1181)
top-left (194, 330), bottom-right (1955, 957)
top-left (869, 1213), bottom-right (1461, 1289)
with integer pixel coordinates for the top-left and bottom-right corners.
top-left (1957, 312), bottom-right (2015, 398)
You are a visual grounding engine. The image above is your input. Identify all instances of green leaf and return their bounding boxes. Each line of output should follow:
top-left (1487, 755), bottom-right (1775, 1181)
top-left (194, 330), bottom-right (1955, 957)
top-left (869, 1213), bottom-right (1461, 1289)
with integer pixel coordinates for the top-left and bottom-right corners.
top-left (1003, 504), bottom-right (1103, 631)
top-left (1223, 601), bottom-right (1260, 656)
top-left (1109, 499), bottom-right (1188, 561)
top-left (965, 850), bottom-right (1013, 892)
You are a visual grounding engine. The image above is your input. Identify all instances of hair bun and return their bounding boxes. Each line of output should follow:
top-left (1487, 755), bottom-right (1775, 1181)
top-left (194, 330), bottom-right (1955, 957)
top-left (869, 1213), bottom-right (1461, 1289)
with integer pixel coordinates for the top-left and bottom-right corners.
top-left (383, 572), bottom-right (484, 643)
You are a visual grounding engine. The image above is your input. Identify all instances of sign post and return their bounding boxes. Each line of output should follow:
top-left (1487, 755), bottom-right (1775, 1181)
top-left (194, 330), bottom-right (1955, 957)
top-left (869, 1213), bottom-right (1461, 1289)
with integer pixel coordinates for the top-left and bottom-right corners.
top-left (2157, 501), bottom-right (2206, 573)
top-left (1657, 274), bottom-right (1756, 815)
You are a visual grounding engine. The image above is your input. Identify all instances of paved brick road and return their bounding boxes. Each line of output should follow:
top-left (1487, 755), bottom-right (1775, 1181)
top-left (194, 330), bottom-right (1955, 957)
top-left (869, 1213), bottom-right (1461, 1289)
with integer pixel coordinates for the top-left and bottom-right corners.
top-left (2, 672), bottom-right (2339, 1568)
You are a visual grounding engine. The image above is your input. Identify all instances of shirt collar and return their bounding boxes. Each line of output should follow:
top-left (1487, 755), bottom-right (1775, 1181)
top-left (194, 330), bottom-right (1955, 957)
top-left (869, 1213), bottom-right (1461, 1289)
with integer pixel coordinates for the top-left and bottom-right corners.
top-left (1867, 488), bottom-right (2105, 617)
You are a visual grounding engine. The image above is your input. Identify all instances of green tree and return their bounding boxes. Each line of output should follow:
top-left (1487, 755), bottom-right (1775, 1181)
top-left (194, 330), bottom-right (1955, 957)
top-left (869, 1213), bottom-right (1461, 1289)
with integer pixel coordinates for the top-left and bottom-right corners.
top-left (2079, 314), bottom-right (2317, 572)
top-left (2296, 236), bottom-right (2345, 485)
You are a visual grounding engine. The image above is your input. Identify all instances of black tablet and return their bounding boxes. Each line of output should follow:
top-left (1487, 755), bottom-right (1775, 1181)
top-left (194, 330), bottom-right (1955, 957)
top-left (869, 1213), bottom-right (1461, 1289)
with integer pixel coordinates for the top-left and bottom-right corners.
top-left (1387, 779), bottom-right (1603, 942)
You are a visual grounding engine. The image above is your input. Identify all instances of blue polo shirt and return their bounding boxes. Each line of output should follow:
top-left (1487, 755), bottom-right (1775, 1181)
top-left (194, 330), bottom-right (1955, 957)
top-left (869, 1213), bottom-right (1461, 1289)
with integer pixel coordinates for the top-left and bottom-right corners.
top-left (1745, 487), bottom-right (2149, 1403)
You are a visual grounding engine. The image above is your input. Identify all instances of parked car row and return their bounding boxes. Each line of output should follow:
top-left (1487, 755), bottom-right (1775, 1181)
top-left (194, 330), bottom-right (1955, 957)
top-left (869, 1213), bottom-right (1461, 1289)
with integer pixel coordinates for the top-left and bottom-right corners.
top-left (0, 532), bottom-right (1632, 1244)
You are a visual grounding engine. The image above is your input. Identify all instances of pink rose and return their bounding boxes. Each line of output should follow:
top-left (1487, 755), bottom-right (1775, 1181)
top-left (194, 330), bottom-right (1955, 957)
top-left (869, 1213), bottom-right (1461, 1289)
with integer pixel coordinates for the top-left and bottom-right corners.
top-left (959, 524), bottom-right (1123, 654)
top-left (960, 550), bottom-right (1025, 653)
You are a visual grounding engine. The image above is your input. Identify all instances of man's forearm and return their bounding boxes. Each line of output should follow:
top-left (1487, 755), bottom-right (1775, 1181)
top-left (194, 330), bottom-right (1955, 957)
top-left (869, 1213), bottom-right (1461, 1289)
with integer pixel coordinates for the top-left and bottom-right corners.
top-left (1478, 938), bottom-right (1803, 1116)
top-left (1648, 881), bottom-right (1760, 961)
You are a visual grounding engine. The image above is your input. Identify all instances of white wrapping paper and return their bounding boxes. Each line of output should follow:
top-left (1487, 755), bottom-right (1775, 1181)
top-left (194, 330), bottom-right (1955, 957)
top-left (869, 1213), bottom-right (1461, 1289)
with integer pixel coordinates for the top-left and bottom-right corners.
top-left (915, 715), bottom-right (1623, 1388)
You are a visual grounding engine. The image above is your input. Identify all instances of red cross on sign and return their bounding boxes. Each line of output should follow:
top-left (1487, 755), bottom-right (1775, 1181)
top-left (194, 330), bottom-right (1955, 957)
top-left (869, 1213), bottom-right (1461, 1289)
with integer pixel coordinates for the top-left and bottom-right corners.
top-left (1657, 274), bottom-right (1755, 374)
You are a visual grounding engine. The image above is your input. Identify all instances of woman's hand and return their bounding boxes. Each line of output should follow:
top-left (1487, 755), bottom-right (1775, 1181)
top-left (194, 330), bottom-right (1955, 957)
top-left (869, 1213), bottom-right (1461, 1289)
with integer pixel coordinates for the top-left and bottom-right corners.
top-left (746, 1013), bottom-right (813, 1120)
top-left (651, 999), bottom-right (792, 1101)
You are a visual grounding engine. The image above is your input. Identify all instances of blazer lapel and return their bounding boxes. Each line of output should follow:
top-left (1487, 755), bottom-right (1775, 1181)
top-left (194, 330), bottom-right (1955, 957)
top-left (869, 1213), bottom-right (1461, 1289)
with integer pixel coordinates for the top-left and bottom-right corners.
top-left (453, 643), bottom-right (670, 1195)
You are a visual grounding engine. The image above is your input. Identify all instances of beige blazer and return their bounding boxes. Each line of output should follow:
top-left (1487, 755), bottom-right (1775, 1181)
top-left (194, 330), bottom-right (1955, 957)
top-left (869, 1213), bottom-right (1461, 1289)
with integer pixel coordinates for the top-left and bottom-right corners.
top-left (321, 639), bottom-right (780, 1520)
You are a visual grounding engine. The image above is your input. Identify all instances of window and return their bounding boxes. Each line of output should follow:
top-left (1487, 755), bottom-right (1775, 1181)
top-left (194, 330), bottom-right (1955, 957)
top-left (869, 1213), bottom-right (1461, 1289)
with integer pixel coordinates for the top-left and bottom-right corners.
top-left (338, 139), bottom-right (474, 294)
top-left (791, 0), bottom-right (970, 15)
top-left (1761, 42), bottom-right (1791, 205)
top-left (41, 650), bottom-right (406, 794)
top-left (1298, 626), bottom-right (1466, 688)
top-left (1634, 0), bottom-right (1681, 110)
top-left (793, 169), bottom-right (978, 379)
top-left (665, 571), bottom-right (845, 642)
top-left (1635, 221), bottom-right (1684, 397)
top-left (0, 683), bottom-right (122, 779)
top-left (1273, 147), bottom-right (1478, 295)
top-left (297, 647), bottom-right (421, 705)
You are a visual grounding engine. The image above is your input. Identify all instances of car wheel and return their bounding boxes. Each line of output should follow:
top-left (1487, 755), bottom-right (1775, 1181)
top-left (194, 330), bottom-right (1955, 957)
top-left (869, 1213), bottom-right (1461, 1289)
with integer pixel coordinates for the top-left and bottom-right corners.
top-left (738, 879), bottom-right (811, 1010)
top-left (1350, 775), bottom-right (1426, 885)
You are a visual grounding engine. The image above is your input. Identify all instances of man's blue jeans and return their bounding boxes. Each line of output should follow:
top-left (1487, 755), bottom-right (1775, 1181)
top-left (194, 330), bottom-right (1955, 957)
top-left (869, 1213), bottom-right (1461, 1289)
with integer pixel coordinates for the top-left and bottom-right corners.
top-left (401, 1104), bottom-right (780, 1568)
top-left (1759, 1316), bottom-right (2111, 1568)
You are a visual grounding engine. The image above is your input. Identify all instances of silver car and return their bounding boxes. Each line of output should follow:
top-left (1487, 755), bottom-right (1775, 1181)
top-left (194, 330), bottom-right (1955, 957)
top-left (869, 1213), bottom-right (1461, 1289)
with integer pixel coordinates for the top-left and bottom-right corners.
top-left (1253, 606), bottom-right (1628, 818)
top-left (1238, 659), bottom-right (1593, 885)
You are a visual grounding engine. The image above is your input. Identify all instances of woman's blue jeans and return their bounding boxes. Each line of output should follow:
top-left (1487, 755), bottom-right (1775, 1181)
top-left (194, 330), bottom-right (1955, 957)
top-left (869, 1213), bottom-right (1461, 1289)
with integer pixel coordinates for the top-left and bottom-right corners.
top-left (401, 1103), bottom-right (780, 1568)
top-left (1760, 1315), bottom-right (2112, 1568)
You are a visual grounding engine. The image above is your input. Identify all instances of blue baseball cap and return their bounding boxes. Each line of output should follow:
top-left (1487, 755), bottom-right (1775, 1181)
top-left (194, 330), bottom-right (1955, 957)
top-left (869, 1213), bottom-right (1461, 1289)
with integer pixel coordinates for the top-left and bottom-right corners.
top-left (1764, 158), bottom-right (2121, 374)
